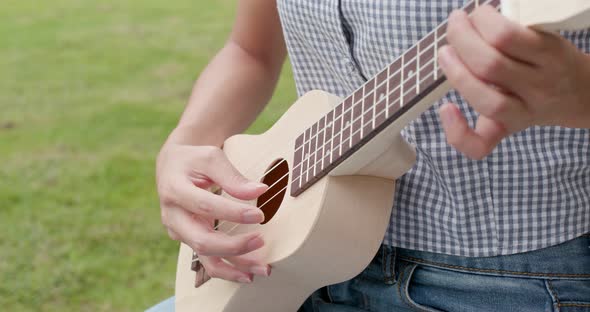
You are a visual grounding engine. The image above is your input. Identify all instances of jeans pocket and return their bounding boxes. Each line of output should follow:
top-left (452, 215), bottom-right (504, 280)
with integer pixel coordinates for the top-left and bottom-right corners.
top-left (399, 260), bottom-right (559, 312)
top-left (398, 263), bottom-right (444, 312)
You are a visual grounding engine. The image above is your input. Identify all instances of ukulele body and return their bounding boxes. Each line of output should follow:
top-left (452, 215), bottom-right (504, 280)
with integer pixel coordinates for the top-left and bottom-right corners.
top-left (175, 90), bottom-right (415, 312)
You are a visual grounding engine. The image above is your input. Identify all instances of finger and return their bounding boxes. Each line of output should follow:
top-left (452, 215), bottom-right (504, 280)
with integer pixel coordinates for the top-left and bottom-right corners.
top-left (446, 9), bottom-right (533, 93)
top-left (225, 254), bottom-right (271, 277)
top-left (438, 45), bottom-right (529, 126)
top-left (167, 228), bottom-right (181, 241)
top-left (174, 179), bottom-right (265, 224)
top-left (169, 206), bottom-right (265, 257)
top-left (198, 255), bottom-right (254, 283)
top-left (471, 5), bottom-right (550, 65)
top-left (195, 147), bottom-right (268, 200)
top-left (439, 103), bottom-right (508, 160)
top-left (189, 174), bottom-right (215, 189)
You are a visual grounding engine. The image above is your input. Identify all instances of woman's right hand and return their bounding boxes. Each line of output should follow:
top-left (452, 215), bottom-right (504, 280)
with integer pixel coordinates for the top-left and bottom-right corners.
top-left (156, 143), bottom-right (271, 283)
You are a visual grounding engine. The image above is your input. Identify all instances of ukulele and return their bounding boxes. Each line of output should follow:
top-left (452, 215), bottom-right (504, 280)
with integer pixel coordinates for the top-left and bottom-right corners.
top-left (175, 1), bottom-right (590, 311)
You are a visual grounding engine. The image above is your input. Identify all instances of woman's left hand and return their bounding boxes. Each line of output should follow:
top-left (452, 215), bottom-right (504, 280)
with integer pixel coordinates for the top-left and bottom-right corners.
top-left (438, 4), bottom-right (590, 160)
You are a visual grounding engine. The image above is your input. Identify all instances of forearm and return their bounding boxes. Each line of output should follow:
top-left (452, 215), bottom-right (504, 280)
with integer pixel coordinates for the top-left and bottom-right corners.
top-left (166, 41), bottom-right (284, 147)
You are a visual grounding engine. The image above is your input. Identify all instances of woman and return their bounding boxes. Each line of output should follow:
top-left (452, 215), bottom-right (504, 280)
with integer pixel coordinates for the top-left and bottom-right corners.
top-left (152, 0), bottom-right (590, 310)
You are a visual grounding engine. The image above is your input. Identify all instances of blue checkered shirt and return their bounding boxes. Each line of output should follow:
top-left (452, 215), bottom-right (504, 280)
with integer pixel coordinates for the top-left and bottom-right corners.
top-left (277, 0), bottom-right (590, 257)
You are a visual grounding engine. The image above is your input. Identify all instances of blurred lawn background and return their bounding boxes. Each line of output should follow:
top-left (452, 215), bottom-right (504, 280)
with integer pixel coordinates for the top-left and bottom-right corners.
top-left (0, 0), bottom-right (296, 310)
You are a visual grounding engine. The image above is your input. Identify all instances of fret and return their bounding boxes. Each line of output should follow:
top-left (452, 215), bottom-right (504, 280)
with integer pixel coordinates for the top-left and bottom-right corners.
top-left (403, 73), bottom-right (417, 105)
top-left (352, 89), bottom-right (363, 144)
top-left (363, 101), bottom-right (374, 137)
top-left (310, 123), bottom-right (318, 175)
top-left (348, 94), bottom-right (355, 150)
top-left (416, 42), bottom-right (421, 95)
top-left (375, 68), bottom-right (388, 123)
top-left (330, 110), bottom-right (335, 163)
top-left (372, 96), bottom-right (376, 130)
top-left (374, 68), bottom-right (389, 126)
top-left (419, 33), bottom-right (435, 66)
top-left (403, 44), bottom-right (418, 106)
top-left (318, 117), bottom-right (326, 171)
top-left (374, 83), bottom-right (387, 128)
top-left (434, 27), bottom-right (439, 80)
top-left (376, 68), bottom-right (388, 87)
top-left (333, 103), bottom-right (343, 158)
top-left (387, 66), bottom-right (402, 117)
top-left (353, 88), bottom-right (364, 103)
top-left (384, 66), bottom-right (390, 120)
top-left (419, 32), bottom-right (437, 91)
top-left (363, 81), bottom-right (375, 137)
top-left (323, 111), bottom-right (334, 165)
top-left (404, 45), bottom-right (418, 79)
top-left (341, 97), bottom-right (353, 155)
top-left (387, 92), bottom-right (401, 119)
top-left (400, 54), bottom-right (405, 108)
top-left (388, 57), bottom-right (402, 81)
top-left (332, 118), bottom-right (342, 160)
top-left (387, 56), bottom-right (402, 116)
top-left (363, 80), bottom-right (375, 117)
top-left (302, 128), bottom-right (311, 186)
top-left (360, 82), bottom-right (369, 138)
top-left (420, 57), bottom-right (437, 91)
top-left (293, 134), bottom-right (304, 187)
top-left (351, 90), bottom-right (364, 146)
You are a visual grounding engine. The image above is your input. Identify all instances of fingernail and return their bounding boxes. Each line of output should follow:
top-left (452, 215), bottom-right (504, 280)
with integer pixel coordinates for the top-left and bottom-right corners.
top-left (250, 265), bottom-right (270, 277)
top-left (248, 182), bottom-right (267, 189)
top-left (246, 235), bottom-right (264, 251)
top-left (242, 209), bottom-right (264, 223)
top-left (238, 276), bottom-right (252, 283)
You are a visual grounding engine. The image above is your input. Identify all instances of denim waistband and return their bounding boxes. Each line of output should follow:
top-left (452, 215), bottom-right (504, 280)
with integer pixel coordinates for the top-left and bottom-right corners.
top-left (384, 233), bottom-right (590, 279)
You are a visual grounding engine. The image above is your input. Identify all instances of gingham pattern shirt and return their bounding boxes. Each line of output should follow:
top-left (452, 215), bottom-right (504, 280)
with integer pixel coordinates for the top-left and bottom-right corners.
top-left (277, 0), bottom-right (590, 257)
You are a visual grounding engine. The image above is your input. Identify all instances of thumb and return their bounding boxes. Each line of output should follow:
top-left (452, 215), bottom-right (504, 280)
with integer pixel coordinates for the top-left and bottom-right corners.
top-left (202, 149), bottom-right (268, 200)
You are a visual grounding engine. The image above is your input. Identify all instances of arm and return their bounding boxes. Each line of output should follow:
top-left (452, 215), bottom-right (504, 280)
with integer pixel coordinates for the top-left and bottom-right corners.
top-left (167, 0), bottom-right (287, 146)
top-left (156, 0), bottom-right (286, 284)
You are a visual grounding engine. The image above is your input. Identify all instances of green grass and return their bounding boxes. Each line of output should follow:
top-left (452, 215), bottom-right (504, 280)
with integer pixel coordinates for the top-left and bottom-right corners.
top-left (0, 1), bottom-right (297, 310)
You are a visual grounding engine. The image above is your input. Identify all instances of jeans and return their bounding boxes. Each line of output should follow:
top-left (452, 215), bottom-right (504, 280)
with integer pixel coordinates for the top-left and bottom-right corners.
top-left (300, 233), bottom-right (590, 312)
top-left (147, 234), bottom-right (590, 312)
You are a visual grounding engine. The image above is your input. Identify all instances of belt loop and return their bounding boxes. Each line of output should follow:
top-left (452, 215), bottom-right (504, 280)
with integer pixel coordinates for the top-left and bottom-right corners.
top-left (383, 245), bottom-right (397, 284)
top-left (392, 247), bottom-right (398, 282)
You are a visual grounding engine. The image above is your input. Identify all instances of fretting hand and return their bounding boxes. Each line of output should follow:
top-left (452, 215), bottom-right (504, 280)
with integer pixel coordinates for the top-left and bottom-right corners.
top-left (438, 5), bottom-right (590, 160)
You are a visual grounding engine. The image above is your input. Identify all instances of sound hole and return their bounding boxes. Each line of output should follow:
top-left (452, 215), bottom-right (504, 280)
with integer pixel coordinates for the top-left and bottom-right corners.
top-left (257, 159), bottom-right (289, 224)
